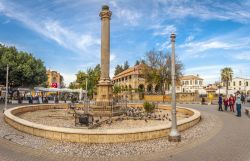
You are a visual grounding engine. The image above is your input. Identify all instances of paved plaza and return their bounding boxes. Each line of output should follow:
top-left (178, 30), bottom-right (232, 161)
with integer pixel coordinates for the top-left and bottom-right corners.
top-left (0, 103), bottom-right (249, 161)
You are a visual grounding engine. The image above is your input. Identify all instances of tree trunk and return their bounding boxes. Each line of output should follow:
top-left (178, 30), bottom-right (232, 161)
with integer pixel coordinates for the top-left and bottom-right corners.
top-left (226, 80), bottom-right (228, 98)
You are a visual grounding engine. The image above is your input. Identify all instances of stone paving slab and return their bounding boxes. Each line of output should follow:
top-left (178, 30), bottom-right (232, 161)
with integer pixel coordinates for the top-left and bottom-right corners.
top-left (0, 103), bottom-right (249, 161)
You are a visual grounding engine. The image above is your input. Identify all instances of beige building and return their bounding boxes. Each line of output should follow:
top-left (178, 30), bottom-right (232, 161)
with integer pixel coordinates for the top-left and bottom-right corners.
top-left (46, 70), bottom-right (63, 88)
top-left (112, 64), bottom-right (162, 93)
top-left (112, 65), bottom-right (205, 94)
top-left (113, 64), bottom-right (144, 91)
top-left (176, 75), bottom-right (204, 93)
top-left (226, 77), bottom-right (250, 93)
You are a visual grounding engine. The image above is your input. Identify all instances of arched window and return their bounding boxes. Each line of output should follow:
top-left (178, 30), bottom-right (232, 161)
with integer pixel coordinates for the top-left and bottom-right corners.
top-left (147, 84), bottom-right (153, 93)
top-left (138, 84), bottom-right (144, 92)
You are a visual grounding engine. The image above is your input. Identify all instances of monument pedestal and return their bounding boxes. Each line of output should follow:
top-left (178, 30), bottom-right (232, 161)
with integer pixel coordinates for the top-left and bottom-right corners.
top-left (93, 80), bottom-right (123, 117)
top-left (96, 80), bottom-right (113, 106)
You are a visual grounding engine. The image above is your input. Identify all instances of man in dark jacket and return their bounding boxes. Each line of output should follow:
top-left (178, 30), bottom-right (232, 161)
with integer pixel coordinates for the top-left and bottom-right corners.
top-left (218, 94), bottom-right (223, 111)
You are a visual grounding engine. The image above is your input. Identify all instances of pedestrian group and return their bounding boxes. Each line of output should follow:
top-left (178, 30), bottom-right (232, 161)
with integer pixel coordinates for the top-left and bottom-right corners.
top-left (218, 91), bottom-right (246, 117)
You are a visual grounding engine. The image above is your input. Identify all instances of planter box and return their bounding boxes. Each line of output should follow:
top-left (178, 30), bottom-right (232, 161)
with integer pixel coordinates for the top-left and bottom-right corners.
top-left (48, 100), bottom-right (55, 104)
top-left (22, 100), bottom-right (29, 104)
top-left (11, 100), bottom-right (19, 104)
top-left (32, 100), bottom-right (39, 104)
top-left (59, 101), bottom-right (65, 104)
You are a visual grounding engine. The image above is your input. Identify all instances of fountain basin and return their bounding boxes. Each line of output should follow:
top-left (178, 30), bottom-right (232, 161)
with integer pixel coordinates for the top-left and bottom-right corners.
top-left (4, 104), bottom-right (201, 143)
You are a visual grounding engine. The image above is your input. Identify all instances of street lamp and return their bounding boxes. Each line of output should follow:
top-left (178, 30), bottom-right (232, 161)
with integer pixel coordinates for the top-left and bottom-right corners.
top-left (4, 64), bottom-right (9, 112)
top-left (168, 32), bottom-right (181, 142)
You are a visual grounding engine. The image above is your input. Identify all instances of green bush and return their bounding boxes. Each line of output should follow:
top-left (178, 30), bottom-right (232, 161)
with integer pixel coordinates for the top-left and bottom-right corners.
top-left (143, 101), bottom-right (155, 113)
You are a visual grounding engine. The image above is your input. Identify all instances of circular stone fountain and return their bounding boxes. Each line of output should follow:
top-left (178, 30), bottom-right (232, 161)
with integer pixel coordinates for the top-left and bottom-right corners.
top-left (4, 104), bottom-right (201, 143)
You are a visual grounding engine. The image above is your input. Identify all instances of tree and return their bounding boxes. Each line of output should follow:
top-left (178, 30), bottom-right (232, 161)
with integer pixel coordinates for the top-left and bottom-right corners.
top-left (135, 60), bottom-right (140, 65)
top-left (142, 50), bottom-right (183, 94)
top-left (221, 67), bottom-right (233, 97)
top-left (114, 60), bottom-right (130, 76)
top-left (114, 65), bottom-right (124, 76)
top-left (75, 71), bottom-right (88, 89)
top-left (113, 85), bottom-right (121, 100)
top-left (60, 75), bottom-right (65, 88)
top-left (69, 64), bottom-right (101, 98)
top-left (68, 82), bottom-right (77, 89)
top-left (135, 59), bottom-right (145, 65)
top-left (0, 44), bottom-right (47, 88)
top-left (141, 59), bottom-right (146, 64)
top-left (123, 60), bottom-right (130, 70)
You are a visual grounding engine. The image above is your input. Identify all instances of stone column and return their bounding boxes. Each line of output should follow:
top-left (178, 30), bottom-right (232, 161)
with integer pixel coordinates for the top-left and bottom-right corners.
top-left (96, 5), bottom-right (113, 106)
top-left (99, 5), bottom-right (112, 81)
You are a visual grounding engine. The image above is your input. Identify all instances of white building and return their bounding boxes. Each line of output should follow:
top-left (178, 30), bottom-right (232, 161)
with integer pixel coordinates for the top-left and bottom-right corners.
top-left (226, 77), bottom-right (250, 94)
top-left (176, 75), bottom-right (204, 93)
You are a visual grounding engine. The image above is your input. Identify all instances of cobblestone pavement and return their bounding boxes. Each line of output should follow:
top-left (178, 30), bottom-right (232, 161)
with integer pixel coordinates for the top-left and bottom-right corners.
top-left (0, 103), bottom-right (249, 161)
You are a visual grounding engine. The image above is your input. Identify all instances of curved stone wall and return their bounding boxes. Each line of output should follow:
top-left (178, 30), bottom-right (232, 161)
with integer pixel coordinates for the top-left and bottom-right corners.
top-left (4, 104), bottom-right (201, 143)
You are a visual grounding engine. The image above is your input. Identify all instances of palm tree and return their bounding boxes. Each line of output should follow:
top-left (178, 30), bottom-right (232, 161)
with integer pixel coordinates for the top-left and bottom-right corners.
top-left (221, 67), bottom-right (233, 97)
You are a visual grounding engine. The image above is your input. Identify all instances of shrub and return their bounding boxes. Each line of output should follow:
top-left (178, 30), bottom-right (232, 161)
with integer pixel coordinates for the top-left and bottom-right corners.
top-left (143, 101), bottom-right (155, 113)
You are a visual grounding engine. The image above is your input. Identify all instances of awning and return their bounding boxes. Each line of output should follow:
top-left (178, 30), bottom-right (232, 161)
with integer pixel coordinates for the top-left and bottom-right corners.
top-left (34, 87), bottom-right (87, 93)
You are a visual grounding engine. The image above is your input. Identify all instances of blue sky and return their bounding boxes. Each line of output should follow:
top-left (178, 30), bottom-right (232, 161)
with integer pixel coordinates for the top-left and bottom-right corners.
top-left (0, 0), bottom-right (250, 85)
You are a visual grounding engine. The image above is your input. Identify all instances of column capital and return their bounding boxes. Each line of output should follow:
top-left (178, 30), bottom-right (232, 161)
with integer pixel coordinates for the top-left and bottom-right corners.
top-left (170, 32), bottom-right (176, 42)
top-left (99, 5), bottom-right (112, 20)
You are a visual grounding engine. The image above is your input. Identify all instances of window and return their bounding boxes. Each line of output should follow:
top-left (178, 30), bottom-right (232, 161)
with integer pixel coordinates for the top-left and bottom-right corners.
top-left (233, 81), bottom-right (235, 86)
top-left (239, 81), bottom-right (241, 86)
top-left (190, 80), bottom-right (192, 85)
top-left (228, 82), bottom-right (230, 86)
top-left (195, 80), bottom-right (198, 85)
top-left (199, 81), bottom-right (202, 85)
top-left (246, 82), bottom-right (249, 86)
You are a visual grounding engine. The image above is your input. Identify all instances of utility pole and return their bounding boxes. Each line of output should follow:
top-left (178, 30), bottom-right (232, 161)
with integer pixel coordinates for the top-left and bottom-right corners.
top-left (4, 64), bottom-right (9, 112)
top-left (168, 32), bottom-right (181, 142)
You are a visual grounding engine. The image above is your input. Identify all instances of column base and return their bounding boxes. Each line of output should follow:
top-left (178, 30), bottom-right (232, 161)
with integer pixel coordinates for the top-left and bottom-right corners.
top-left (168, 135), bottom-right (181, 142)
top-left (168, 129), bottom-right (181, 142)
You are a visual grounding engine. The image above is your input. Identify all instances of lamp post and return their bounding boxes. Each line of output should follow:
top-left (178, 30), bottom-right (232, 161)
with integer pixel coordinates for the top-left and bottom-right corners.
top-left (168, 32), bottom-right (181, 142)
top-left (4, 64), bottom-right (9, 112)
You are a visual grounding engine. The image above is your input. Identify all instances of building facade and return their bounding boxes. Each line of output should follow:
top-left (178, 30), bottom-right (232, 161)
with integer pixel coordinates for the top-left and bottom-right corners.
top-left (176, 75), bottom-right (204, 93)
top-left (113, 64), bottom-right (145, 91)
top-left (226, 77), bottom-right (250, 93)
top-left (112, 65), bottom-right (204, 94)
top-left (46, 70), bottom-right (63, 88)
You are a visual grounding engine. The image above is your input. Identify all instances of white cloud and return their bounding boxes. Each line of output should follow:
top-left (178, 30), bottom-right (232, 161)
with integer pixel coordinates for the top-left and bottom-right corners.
top-left (180, 40), bottom-right (231, 53)
top-left (185, 35), bottom-right (194, 42)
top-left (0, 1), bottom-right (100, 58)
top-left (185, 64), bottom-right (250, 84)
top-left (110, 1), bottom-right (142, 26)
top-left (153, 0), bottom-right (250, 23)
top-left (110, 54), bottom-right (116, 62)
top-left (60, 72), bottom-right (76, 86)
top-left (153, 25), bottom-right (176, 36)
top-left (180, 36), bottom-right (250, 57)
top-left (234, 52), bottom-right (250, 61)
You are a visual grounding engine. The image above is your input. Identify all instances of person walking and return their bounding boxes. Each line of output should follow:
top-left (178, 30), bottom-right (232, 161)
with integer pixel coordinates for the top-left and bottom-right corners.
top-left (229, 94), bottom-right (234, 112)
top-left (236, 92), bottom-right (242, 117)
top-left (241, 93), bottom-right (245, 104)
top-left (218, 94), bottom-right (223, 111)
top-left (223, 97), bottom-right (229, 111)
